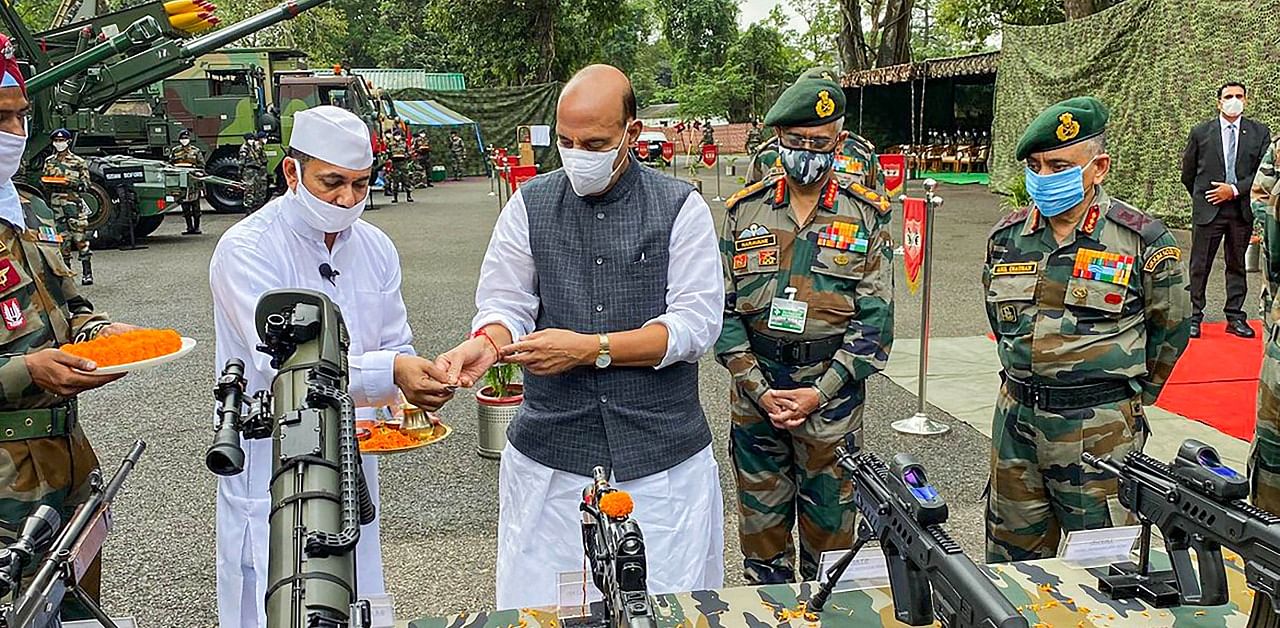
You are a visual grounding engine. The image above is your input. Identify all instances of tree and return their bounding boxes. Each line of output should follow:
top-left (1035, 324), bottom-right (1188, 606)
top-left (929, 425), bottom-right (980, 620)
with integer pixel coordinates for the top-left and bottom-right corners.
top-left (789, 0), bottom-right (840, 68)
top-left (836, 0), bottom-right (919, 70)
top-left (657, 0), bottom-right (739, 84)
top-left (936, 0), bottom-right (1121, 46)
top-left (671, 20), bottom-right (805, 122)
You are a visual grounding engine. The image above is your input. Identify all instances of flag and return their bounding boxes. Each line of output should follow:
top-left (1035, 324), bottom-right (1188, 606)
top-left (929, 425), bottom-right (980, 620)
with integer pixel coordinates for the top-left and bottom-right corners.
top-left (903, 197), bottom-right (927, 294)
top-left (878, 154), bottom-right (907, 198)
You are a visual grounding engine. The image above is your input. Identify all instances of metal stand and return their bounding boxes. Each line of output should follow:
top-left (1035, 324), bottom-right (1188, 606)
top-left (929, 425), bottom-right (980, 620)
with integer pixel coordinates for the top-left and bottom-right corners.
top-left (712, 161), bottom-right (724, 201)
top-left (488, 161), bottom-right (497, 196)
top-left (892, 179), bottom-right (948, 436)
top-left (1096, 521), bottom-right (1180, 607)
top-left (496, 166), bottom-right (507, 211)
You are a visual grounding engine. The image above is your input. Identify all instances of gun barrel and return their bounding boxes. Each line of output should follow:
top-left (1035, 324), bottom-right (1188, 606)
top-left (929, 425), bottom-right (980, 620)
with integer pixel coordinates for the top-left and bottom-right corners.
top-left (102, 440), bottom-right (146, 502)
top-left (180, 0), bottom-right (331, 58)
top-left (26, 16), bottom-right (164, 95)
top-left (1082, 452), bottom-right (1123, 477)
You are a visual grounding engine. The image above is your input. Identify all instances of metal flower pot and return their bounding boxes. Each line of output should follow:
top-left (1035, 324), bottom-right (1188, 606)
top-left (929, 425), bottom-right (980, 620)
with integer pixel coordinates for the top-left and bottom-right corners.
top-left (476, 384), bottom-right (522, 459)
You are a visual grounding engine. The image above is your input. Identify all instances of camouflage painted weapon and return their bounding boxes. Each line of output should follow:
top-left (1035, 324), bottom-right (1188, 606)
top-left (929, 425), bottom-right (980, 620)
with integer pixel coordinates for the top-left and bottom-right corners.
top-left (0, 440), bottom-right (146, 628)
top-left (1084, 439), bottom-right (1280, 611)
top-left (814, 437), bottom-right (1028, 628)
top-left (580, 467), bottom-right (658, 628)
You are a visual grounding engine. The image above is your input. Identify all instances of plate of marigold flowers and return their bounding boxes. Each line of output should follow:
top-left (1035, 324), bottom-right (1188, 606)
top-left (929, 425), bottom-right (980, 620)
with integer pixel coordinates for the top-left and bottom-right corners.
top-left (60, 329), bottom-right (196, 375)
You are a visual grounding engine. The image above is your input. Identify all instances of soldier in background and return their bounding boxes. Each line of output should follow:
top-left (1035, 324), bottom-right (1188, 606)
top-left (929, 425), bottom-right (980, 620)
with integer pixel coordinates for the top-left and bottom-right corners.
top-left (387, 128), bottom-right (413, 203)
top-left (715, 69), bottom-right (894, 584)
top-left (1250, 136), bottom-right (1280, 626)
top-left (41, 128), bottom-right (93, 285)
top-left (167, 128), bottom-right (205, 235)
top-left (448, 129), bottom-right (465, 180)
top-left (238, 132), bottom-right (266, 214)
top-left (415, 130), bottom-right (434, 188)
top-left (745, 120), bottom-right (762, 155)
top-left (702, 120), bottom-right (715, 147)
top-left (984, 97), bottom-right (1191, 563)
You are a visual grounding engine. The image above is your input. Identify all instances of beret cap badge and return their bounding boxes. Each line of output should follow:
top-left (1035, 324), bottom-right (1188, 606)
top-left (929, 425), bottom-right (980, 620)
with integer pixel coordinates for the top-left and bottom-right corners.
top-left (816, 91), bottom-right (836, 118)
top-left (1056, 113), bottom-right (1081, 142)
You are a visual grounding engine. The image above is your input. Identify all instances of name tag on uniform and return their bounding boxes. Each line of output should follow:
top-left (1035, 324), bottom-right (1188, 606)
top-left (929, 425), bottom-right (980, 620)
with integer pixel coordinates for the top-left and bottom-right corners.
top-left (768, 295), bottom-right (807, 334)
top-left (991, 262), bottom-right (1037, 276)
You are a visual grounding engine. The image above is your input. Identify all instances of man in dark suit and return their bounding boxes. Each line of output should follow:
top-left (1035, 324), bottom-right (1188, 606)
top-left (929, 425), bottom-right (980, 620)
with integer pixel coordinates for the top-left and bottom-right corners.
top-left (1182, 82), bottom-right (1272, 338)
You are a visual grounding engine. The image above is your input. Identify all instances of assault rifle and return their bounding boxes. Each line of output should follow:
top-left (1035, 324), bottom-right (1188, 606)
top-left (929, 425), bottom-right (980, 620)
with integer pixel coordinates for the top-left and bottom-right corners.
top-left (0, 440), bottom-right (146, 628)
top-left (579, 467), bottom-right (658, 628)
top-left (1084, 439), bottom-right (1280, 611)
top-left (812, 436), bottom-right (1027, 628)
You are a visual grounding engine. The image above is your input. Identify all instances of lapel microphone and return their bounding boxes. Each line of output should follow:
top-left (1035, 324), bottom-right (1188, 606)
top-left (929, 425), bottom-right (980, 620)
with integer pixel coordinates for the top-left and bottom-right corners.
top-left (318, 263), bottom-right (340, 286)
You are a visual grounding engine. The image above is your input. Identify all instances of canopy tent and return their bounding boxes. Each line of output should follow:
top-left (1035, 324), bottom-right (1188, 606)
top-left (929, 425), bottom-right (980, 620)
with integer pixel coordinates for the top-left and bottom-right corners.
top-left (392, 99), bottom-right (487, 177)
top-left (392, 83), bottom-right (563, 171)
top-left (993, 0), bottom-right (1278, 225)
top-left (839, 52), bottom-right (999, 150)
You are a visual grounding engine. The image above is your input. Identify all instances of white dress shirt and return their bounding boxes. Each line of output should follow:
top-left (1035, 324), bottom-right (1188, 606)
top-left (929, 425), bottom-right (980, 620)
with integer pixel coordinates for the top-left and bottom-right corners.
top-left (470, 187), bottom-right (724, 366)
top-left (209, 196), bottom-right (413, 627)
top-left (1220, 115), bottom-right (1241, 195)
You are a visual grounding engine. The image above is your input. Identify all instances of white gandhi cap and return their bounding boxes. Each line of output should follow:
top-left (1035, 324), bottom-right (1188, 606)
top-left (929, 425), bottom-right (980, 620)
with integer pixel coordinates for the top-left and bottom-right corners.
top-left (288, 105), bottom-right (374, 171)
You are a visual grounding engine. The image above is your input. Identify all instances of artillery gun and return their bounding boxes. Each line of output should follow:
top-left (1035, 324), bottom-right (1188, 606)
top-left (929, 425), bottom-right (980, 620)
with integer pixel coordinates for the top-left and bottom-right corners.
top-left (3, 0), bottom-right (331, 243)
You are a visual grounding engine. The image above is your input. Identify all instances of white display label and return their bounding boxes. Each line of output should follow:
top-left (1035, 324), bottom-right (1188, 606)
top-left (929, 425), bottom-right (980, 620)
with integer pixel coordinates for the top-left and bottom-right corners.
top-left (365, 594), bottom-right (395, 628)
top-left (1058, 525), bottom-right (1142, 569)
top-left (818, 545), bottom-right (890, 593)
top-left (556, 570), bottom-right (600, 620)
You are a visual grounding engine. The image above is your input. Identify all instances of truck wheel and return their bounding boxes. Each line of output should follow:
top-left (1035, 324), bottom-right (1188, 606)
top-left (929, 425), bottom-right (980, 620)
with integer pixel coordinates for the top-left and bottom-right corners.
top-left (82, 181), bottom-right (116, 233)
top-left (205, 155), bottom-right (244, 214)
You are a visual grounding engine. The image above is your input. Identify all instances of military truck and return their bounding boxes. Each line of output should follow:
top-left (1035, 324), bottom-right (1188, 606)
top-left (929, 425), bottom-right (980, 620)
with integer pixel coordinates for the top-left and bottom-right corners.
top-left (161, 49), bottom-right (395, 212)
top-left (4, 0), bottom-right (333, 242)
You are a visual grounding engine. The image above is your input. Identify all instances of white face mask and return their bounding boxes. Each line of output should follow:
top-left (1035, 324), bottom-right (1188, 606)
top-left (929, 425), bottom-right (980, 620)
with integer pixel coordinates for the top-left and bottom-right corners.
top-left (1222, 97), bottom-right (1244, 117)
top-left (52, 141), bottom-right (69, 152)
top-left (558, 129), bottom-right (631, 197)
top-left (0, 130), bottom-right (24, 184)
top-left (179, 138), bottom-right (191, 146)
top-left (288, 160), bottom-right (367, 233)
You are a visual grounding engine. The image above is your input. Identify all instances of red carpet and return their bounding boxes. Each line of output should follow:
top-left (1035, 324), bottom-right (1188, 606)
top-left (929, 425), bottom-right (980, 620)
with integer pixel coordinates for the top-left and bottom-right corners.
top-left (1154, 320), bottom-right (1264, 441)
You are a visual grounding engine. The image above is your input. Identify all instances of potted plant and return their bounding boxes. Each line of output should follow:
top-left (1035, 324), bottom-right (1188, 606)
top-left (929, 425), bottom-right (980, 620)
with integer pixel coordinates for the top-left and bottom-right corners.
top-left (476, 362), bottom-right (523, 459)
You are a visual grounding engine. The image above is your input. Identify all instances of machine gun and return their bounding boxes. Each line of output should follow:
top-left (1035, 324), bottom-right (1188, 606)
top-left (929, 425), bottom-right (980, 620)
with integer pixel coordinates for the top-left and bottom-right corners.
top-left (811, 436), bottom-right (1027, 628)
top-left (207, 289), bottom-right (374, 628)
top-left (578, 467), bottom-right (658, 628)
top-left (0, 440), bottom-right (146, 628)
top-left (1083, 439), bottom-right (1280, 611)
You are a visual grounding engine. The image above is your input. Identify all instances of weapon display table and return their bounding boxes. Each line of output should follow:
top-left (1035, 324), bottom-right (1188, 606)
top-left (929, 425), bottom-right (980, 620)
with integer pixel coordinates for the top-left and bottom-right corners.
top-left (405, 552), bottom-right (1253, 627)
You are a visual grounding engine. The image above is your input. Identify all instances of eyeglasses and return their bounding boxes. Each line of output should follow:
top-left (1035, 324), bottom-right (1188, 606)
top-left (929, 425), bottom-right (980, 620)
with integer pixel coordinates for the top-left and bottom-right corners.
top-left (778, 133), bottom-right (837, 151)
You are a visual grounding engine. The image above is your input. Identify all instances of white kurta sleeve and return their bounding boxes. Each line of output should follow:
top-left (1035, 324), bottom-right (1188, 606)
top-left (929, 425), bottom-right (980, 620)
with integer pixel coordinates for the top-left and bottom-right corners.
top-left (348, 244), bottom-right (415, 408)
top-left (645, 191), bottom-right (725, 369)
top-left (210, 239), bottom-right (280, 401)
top-left (471, 191), bottom-right (538, 340)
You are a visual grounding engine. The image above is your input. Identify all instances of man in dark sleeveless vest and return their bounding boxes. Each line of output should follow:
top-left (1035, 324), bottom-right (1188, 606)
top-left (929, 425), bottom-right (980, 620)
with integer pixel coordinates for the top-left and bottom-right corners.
top-left (439, 64), bottom-right (725, 609)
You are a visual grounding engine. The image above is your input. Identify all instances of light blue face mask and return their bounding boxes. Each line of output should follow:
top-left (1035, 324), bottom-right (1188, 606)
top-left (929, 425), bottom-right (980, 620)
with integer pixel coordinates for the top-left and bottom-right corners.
top-left (1024, 157), bottom-right (1097, 217)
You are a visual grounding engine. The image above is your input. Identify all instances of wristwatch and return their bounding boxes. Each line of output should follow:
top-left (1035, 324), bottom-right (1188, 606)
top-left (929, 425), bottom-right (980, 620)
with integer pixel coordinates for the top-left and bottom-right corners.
top-left (594, 334), bottom-right (612, 368)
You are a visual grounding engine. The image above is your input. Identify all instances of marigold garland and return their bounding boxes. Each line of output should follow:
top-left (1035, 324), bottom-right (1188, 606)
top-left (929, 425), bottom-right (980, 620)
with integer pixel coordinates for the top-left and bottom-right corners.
top-left (360, 424), bottom-right (419, 451)
top-left (60, 329), bottom-right (182, 366)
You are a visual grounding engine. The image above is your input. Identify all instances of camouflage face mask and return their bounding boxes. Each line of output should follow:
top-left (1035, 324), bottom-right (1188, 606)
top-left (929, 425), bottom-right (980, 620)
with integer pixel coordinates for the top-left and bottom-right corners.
top-left (779, 146), bottom-right (835, 186)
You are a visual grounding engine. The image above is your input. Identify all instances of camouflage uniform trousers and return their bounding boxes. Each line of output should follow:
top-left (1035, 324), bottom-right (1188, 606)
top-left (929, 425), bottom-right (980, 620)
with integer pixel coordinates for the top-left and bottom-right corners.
top-left (242, 168), bottom-right (267, 213)
top-left (390, 158), bottom-right (415, 197)
top-left (730, 363), bottom-right (861, 584)
top-left (1249, 330), bottom-right (1280, 626)
top-left (986, 385), bottom-right (1147, 563)
top-left (0, 424), bottom-right (102, 617)
top-left (450, 153), bottom-right (464, 180)
top-left (50, 193), bottom-right (89, 264)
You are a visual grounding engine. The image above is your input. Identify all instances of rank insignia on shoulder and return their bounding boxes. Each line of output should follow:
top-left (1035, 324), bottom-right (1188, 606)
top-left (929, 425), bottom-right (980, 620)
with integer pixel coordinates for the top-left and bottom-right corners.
top-left (735, 223), bottom-right (777, 251)
top-left (732, 253), bottom-right (748, 271)
top-left (37, 226), bottom-right (61, 244)
top-left (1, 297), bottom-right (23, 331)
top-left (991, 262), bottom-right (1037, 276)
top-left (1073, 249), bottom-right (1134, 285)
top-left (757, 248), bottom-right (778, 267)
top-left (1143, 245), bottom-right (1181, 272)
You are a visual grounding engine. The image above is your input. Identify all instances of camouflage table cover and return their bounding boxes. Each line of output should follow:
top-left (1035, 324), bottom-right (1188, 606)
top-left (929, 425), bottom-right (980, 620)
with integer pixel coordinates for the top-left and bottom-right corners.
top-left (406, 552), bottom-right (1253, 627)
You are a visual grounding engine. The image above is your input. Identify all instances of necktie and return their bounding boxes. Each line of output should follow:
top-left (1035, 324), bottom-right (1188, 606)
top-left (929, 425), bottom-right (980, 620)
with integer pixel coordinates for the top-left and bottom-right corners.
top-left (1226, 123), bottom-right (1238, 183)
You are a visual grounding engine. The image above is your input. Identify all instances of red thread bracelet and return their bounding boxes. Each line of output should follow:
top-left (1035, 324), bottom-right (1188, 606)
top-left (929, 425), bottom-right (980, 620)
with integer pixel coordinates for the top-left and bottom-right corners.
top-left (471, 328), bottom-right (501, 359)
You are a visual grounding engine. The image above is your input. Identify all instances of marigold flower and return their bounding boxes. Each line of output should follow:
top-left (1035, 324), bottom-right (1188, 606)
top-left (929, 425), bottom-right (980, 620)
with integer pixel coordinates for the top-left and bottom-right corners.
top-left (599, 491), bottom-right (634, 518)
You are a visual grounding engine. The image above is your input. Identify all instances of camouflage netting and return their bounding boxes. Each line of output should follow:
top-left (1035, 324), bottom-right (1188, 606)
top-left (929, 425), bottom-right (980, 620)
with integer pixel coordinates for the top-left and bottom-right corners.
top-left (993, 0), bottom-right (1280, 227)
top-left (391, 83), bottom-right (563, 173)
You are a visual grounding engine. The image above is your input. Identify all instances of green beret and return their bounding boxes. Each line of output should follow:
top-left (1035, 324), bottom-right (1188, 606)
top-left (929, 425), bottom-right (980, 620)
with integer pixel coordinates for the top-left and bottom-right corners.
top-left (1015, 96), bottom-right (1110, 161)
top-left (764, 67), bottom-right (846, 128)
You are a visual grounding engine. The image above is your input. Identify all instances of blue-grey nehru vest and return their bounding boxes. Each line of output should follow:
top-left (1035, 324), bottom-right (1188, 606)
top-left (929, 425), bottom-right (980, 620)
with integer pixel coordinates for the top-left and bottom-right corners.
top-left (508, 157), bottom-right (711, 481)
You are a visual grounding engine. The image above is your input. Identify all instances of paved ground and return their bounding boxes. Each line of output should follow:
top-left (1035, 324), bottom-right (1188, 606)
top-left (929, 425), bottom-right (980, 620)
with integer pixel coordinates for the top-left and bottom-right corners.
top-left (75, 164), bottom-right (1252, 625)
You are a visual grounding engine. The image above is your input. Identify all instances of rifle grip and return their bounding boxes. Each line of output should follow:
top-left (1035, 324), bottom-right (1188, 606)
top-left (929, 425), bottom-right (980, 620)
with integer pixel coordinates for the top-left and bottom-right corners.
top-left (1164, 534), bottom-right (1206, 605)
top-left (1190, 538), bottom-right (1228, 606)
top-left (886, 551), bottom-right (933, 626)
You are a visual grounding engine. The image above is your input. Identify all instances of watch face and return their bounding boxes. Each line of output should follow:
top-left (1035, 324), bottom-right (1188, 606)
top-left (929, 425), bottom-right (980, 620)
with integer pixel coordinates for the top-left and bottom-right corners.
top-left (595, 353), bottom-right (611, 368)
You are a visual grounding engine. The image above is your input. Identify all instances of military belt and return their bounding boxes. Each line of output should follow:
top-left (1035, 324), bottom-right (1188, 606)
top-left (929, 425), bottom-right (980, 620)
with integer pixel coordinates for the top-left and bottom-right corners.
top-left (0, 401), bottom-right (77, 442)
top-left (749, 333), bottom-right (843, 366)
top-left (1002, 373), bottom-right (1133, 411)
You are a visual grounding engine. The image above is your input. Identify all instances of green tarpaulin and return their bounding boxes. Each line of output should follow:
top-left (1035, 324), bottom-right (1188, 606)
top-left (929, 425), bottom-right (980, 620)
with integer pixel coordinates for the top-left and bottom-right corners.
top-left (993, 0), bottom-right (1279, 226)
top-left (392, 83), bottom-right (563, 174)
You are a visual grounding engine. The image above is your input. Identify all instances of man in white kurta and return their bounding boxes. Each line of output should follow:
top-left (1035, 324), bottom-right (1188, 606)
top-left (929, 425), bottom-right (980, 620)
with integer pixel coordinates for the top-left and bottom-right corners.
top-left (210, 106), bottom-right (453, 627)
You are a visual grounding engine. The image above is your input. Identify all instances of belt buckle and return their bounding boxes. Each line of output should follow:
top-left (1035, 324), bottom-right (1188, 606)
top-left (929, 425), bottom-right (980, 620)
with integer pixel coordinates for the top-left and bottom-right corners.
top-left (787, 342), bottom-right (808, 364)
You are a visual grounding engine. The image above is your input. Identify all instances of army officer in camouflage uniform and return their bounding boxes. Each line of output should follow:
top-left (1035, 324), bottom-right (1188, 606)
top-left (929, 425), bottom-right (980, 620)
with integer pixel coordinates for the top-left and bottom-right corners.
top-left (41, 128), bottom-right (92, 285)
top-left (0, 35), bottom-right (138, 617)
top-left (716, 68), bottom-right (894, 584)
top-left (168, 128), bottom-right (205, 235)
top-left (1249, 135), bottom-right (1280, 626)
top-left (984, 97), bottom-right (1191, 563)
